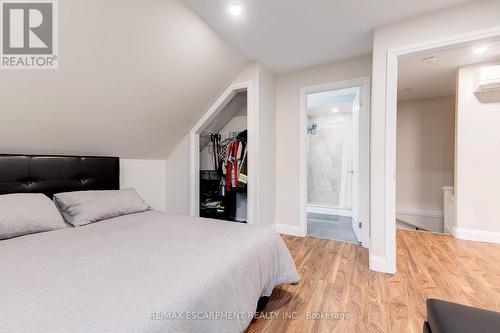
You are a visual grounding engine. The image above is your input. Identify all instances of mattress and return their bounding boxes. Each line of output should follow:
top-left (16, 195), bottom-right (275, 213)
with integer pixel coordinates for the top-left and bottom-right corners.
top-left (0, 211), bottom-right (299, 333)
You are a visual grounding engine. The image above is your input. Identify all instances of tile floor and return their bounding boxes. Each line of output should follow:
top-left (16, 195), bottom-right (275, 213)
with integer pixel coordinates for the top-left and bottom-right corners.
top-left (307, 213), bottom-right (359, 243)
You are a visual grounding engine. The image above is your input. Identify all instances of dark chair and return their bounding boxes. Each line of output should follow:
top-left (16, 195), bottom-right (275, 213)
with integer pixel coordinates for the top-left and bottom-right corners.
top-left (424, 299), bottom-right (500, 333)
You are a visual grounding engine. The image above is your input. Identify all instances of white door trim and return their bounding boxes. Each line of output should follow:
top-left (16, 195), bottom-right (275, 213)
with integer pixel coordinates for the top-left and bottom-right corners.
top-left (189, 81), bottom-right (255, 224)
top-left (299, 77), bottom-right (371, 247)
top-left (384, 26), bottom-right (500, 274)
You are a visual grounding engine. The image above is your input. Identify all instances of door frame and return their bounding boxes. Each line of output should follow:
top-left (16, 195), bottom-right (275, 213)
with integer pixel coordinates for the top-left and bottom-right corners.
top-left (299, 76), bottom-right (371, 247)
top-left (189, 81), bottom-right (256, 224)
top-left (383, 26), bottom-right (500, 274)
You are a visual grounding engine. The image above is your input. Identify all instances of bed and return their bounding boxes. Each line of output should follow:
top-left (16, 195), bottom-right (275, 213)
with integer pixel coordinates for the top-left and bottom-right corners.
top-left (0, 155), bottom-right (299, 333)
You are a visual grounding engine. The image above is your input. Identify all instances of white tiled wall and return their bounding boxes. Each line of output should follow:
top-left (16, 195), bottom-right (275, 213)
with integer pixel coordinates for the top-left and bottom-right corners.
top-left (307, 113), bottom-right (352, 207)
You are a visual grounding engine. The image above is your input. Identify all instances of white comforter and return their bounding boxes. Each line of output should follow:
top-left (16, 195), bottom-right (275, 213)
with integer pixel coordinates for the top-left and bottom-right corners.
top-left (0, 211), bottom-right (299, 333)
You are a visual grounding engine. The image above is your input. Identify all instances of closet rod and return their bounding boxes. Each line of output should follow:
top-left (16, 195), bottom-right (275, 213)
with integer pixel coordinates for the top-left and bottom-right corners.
top-left (200, 131), bottom-right (240, 138)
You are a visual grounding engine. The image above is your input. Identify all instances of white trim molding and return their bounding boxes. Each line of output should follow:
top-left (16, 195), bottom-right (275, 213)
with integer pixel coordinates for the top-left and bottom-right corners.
top-left (453, 228), bottom-right (500, 244)
top-left (272, 224), bottom-right (305, 237)
top-left (307, 205), bottom-right (353, 217)
top-left (369, 255), bottom-right (388, 273)
top-left (382, 26), bottom-right (500, 275)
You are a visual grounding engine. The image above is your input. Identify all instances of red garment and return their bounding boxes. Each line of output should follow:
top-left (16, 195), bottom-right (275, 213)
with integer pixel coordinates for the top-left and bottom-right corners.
top-left (233, 141), bottom-right (239, 186)
top-left (225, 141), bottom-right (239, 191)
top-left (225, 143), bottom-right (232, 191)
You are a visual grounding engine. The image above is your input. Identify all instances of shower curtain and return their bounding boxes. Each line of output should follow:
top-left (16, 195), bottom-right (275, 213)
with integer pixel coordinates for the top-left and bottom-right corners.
top-left (338, 115), bottom-right (353, 209)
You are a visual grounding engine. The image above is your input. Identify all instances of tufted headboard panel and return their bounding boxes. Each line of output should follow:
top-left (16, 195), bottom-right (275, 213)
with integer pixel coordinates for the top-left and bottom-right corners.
top-left (0, 154), bottom-right (119, 198)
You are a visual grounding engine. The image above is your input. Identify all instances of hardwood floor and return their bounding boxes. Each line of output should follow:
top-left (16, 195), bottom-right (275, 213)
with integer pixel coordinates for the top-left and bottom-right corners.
top-left (246, 230), bottom-right (500, 333)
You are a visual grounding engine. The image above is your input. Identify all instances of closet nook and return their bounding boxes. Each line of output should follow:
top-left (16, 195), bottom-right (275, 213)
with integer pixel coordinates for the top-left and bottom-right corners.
top-left (199, 92), bottom-right (248, 223)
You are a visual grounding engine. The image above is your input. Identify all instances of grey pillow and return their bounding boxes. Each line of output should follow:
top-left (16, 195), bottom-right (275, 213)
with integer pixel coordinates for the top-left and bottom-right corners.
top-left (0, 193), bottom-right (67, 240)
top-left (53, 188), bottom-right (150, 227)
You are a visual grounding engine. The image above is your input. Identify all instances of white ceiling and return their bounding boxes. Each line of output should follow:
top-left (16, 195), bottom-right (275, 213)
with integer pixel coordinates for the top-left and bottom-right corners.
top-left (308, 102), bottom-right (354, 117)
top-left (307, 87), bottom-right (359, 116)
top-left (307, 87), bottom-right (358, 108)
top-left (182, 0), bottom-right (473, 73)
top-left (398, 39), bottom-right (500, 101)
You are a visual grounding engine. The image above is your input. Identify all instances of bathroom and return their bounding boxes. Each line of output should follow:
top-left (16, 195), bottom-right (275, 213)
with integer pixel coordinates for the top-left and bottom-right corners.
top-left (306, 86), bottom-right (361, 243)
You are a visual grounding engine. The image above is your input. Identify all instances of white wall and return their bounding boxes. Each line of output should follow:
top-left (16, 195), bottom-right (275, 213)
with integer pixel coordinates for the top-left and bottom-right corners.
top-left (220, 115), bottom-right (248, 133)
top-left (165, 136), bottom-right (190, 215)
top-left (397, 96), bottom-right (455, 211)
top-left (257, 63), bottom-right (277, 227)
top-left (120, 159), bottom-right (166, 211)
top-left (455, 62), bottom-right (500, 243)
top-left (274, 56), bottom-right (372, 232)
top-left (308, 112), bottom-right (353, 208)
top-left (370, 0), bottom-right (500, 272)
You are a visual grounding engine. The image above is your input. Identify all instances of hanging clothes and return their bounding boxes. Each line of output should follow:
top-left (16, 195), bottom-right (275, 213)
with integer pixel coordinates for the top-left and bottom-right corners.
top-left (203, 130), bottom-right (248, 193)
top-left (210, 134), bottom-right (221, 171)
top-left (225, 140), bottom-right (240, 191)
top-left (200, 129), bottom-right (247, 223)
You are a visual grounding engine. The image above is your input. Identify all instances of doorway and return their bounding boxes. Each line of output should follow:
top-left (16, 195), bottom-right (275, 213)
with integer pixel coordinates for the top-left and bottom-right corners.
top-left (395, 39), bottom-right (500, 235)
top-left (306, 87), bottom-right (360, 243)
top-left (383, 28), bottom-right (500, 274)
top-left (299, 77), bottom-right (370, 247)
top-left (189, 82), bottom-right (256, 225)
top-left (199, 91), bottom-right (248, 223)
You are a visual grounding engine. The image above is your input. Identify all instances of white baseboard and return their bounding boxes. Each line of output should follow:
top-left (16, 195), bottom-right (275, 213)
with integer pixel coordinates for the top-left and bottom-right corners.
top-left (272, 224), bottom-right (305, 237)
top-left (307, 205), bottom-right (352, 217)
top-left (369, 255), bottom-right (394, 274)
top-left (396, 208), bottom-right (443, 218)
top-left (396, 208), bottom-right (443, 233)
top-left (453, 227), bottom-right (500, 244)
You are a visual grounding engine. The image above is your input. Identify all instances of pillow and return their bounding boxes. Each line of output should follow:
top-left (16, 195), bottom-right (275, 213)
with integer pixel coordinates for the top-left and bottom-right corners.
top-left (53, 188), bottom-right (150, 227)
top-left (0, 193), bottom-right (67, 240)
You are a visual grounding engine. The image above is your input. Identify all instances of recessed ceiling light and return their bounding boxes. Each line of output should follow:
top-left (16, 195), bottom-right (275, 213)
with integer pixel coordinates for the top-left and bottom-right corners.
top-left (228, 5), bottom-right (242, 16)
top-left (422, 56), bottom-right (437, 64)
top-left (331, 107), bottom-right (339, 113)
top-left (474, 46), bottom-right (489, 54)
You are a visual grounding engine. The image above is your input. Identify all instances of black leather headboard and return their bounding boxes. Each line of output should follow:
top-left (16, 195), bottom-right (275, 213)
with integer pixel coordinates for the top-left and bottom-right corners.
top-left (0, 154), bottom-right (119, 198)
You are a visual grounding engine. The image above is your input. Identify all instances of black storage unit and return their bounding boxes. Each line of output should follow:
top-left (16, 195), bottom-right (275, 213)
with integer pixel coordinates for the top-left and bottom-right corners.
top-left (199, 171), bottom-right (241, 222)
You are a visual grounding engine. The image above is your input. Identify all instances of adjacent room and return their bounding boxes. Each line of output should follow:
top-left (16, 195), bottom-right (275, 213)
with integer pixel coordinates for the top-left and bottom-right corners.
top-left (396, 39), bottom-right (500, 234)
top-left (1, 0), bottom-right (500, 332)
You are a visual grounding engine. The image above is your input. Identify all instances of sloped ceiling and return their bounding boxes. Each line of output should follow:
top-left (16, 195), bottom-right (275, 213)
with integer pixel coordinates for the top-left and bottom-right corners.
top-left (0, 0), bottom-right (247, 159)
top-left (199, 92), bottom-right (247, 149)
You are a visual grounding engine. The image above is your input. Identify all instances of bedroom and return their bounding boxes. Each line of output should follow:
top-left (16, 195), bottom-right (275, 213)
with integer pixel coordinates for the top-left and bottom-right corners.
top-left (1, 0), bottom-right (500, 332)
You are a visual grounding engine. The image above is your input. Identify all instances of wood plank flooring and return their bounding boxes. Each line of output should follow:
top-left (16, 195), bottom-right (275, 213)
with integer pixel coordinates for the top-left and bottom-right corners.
top-left (246, 230), bottom-right (500, 333)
